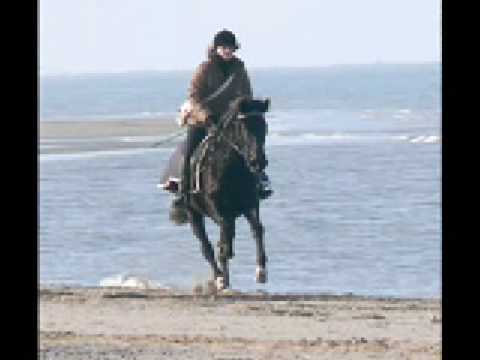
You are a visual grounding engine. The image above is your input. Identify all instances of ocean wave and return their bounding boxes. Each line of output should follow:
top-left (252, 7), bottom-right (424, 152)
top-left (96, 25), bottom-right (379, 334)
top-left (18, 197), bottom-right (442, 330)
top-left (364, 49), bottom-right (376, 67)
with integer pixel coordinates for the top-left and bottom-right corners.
top-left (266, 132), bottom-right (441, 145)
top-left (39, 132), bottom-right (441, 162)
top-left (41, 111), bottom-right (177, 122)
top-left (40, 134), bottom-right (182, 144)
top-left (39, 147), bottom-right (172, 162)
top-left (405, 135), bottom-right (441, 143)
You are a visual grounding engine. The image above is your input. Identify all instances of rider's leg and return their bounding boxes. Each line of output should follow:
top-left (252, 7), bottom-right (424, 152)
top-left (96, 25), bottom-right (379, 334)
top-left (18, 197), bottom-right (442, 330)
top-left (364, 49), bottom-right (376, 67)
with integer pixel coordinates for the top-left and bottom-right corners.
top-left (179, 124), bottom-right (207, 199)
top-left (257, 149), bottom-right (273, 200)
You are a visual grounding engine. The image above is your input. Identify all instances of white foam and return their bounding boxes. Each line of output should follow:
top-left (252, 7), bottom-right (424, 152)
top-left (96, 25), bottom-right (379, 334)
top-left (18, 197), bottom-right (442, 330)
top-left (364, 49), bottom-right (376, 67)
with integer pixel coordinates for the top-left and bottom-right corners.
top-left (39, 144), bottom-right (63, 149)
top-left (424, 135), bottom-right (440, 143)
top-left (266, 132), bottom-right (391, 145)
top-left (39, 147), bottom-right (172, 162)
top-left (41, 135), bottom-right (180, 144)
top-left (408, 135), bottom-right (441, 143)
top-left (118, 135), bottom-right (176, 143)
top-left (266, 132), bottom-right (441, 146)
top-left (99, 273), bottom-right (163, 289)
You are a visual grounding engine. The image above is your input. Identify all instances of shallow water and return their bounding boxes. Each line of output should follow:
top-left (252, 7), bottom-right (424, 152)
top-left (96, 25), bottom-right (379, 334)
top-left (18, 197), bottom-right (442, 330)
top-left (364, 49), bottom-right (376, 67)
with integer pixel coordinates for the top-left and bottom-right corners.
top-left (39, 108), bottom-right (440, 298)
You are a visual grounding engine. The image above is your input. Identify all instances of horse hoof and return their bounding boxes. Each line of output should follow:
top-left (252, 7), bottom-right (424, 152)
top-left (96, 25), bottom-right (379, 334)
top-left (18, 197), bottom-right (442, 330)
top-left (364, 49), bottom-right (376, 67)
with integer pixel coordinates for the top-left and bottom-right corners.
top-left (206, 280), bottom-right (217, 294)
top-left (256, 266), bottom-right (267, 283)
top-left (220, 288), bottom-right (240, 296)
top-left (216, 276), bottom-right (226, 291)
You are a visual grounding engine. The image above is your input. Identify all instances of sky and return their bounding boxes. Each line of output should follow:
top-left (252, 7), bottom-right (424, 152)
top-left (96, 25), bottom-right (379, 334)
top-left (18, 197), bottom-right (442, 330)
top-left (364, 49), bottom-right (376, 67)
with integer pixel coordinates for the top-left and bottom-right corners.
top-left (39, 0), bottom-right (441, 75)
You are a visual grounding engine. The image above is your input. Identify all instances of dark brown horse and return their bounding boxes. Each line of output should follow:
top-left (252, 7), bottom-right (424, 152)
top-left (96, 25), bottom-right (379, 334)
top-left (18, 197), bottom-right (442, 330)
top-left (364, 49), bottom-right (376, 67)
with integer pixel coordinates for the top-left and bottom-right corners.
top-left (173, 97), bottom-right (270, 291)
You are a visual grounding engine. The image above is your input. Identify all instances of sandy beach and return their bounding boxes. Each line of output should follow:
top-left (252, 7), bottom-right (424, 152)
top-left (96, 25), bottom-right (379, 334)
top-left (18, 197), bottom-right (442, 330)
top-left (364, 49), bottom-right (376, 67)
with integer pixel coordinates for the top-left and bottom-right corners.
top-left (39, 118), bottom-right (182, 154)
top-left (39, 287), bottom-right (441, 359)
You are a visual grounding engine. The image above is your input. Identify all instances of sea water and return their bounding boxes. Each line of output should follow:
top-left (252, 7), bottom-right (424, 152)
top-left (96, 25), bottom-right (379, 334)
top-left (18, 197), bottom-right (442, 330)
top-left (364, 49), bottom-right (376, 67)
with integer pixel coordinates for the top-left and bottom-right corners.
top-left (39, 64), bottom-right (441, 298)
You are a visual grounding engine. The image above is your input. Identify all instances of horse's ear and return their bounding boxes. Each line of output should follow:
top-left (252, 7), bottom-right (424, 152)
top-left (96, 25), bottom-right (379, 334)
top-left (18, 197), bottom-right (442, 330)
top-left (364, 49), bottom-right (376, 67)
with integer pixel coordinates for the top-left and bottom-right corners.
top-left (263, 98), bottom-right (270, 113)
top-left (237, 97), bottom-right (270, 114)
top-left (255, 98), bottom-right (270, 114)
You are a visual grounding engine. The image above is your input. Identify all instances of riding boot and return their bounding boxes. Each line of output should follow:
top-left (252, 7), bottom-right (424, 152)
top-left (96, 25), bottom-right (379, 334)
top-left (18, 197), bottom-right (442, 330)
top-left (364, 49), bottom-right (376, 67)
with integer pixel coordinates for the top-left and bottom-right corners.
top-left (258, 171), bottom-right (273, 200)
top-left (169, 156), bottom-right (191, 225)
top-left (169, 168), bottom-right (189, 225)
top-left (179, 160), bottom-right (191, 201)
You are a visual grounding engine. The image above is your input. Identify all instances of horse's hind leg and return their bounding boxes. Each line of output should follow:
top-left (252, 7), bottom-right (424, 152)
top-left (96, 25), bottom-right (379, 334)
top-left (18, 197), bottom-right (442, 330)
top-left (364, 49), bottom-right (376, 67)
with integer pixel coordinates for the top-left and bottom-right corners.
top-left (217, 219), bottom-right (235, 290)
top-left (190, 211), bottom-right (222, 281)
top-left (244, 206), bottom-right (268, 283)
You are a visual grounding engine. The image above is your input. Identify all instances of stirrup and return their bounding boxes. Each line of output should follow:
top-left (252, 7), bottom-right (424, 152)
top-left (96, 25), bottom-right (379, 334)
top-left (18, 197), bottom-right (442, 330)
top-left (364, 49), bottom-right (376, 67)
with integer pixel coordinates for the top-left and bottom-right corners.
top-left (258, 173), bottom-right (273, 199)
top-left (259, 188), bottom-right (273, 200)
top-left (169, 195), bottom-right (188, 225)
top-left (260, 179), bottom-right (272, 191)
top-left (258, 183), bottom-right (273, 200)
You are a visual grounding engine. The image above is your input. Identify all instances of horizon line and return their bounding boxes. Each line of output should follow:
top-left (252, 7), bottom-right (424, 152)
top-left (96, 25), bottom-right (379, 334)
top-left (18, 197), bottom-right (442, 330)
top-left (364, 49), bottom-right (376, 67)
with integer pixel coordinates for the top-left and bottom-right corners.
top-left (39, 61), bottom-right (441, 77)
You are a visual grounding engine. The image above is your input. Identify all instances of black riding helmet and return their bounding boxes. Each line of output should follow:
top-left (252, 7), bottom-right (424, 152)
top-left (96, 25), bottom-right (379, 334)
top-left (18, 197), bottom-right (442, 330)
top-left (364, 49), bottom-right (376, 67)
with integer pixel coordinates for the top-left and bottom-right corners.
top-left (213, 29), bottom-right (240, 50)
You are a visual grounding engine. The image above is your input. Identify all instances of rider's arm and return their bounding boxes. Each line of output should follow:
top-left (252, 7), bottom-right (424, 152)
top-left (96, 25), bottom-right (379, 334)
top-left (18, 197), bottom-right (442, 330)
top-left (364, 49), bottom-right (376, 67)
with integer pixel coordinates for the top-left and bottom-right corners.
top-left (240, 66), bottom-right (253, 98)
top-left (188, 62), bottom-right (212, 124)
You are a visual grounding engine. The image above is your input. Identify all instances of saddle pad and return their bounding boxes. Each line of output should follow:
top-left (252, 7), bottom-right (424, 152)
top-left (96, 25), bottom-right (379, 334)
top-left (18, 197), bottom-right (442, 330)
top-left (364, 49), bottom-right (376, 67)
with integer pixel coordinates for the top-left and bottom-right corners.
top-left (159, 141), bottom-right (186, 186)
top-left (159, 136), bottom-right (211, 193)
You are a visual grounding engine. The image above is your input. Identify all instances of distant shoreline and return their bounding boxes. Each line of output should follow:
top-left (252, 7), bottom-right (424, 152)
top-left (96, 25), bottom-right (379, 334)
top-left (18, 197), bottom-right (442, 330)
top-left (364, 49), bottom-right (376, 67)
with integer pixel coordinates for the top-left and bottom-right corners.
top-left (39, 61), bottom-right (441, 78)
top-left (40, 118), bottom-right (178, 139)
top-left (39, 118), bottom-right (182, 154)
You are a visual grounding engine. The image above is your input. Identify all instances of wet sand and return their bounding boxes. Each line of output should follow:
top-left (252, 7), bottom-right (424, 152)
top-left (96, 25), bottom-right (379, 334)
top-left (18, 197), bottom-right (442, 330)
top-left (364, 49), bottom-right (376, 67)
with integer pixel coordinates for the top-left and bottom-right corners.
top-left (39, 119), bottom-right (182, 154)
top-left (39, 287), bottom-right (441, 359)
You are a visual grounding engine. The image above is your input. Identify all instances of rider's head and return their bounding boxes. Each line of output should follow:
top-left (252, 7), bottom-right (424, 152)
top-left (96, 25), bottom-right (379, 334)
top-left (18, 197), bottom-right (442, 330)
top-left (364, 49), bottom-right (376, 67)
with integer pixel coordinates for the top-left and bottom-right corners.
top-left (213, 29), bottom-right (239, 61)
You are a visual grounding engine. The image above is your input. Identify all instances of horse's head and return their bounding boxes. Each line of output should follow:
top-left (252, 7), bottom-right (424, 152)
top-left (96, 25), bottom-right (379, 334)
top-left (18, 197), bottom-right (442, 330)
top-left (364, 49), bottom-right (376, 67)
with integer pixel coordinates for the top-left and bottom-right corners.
top-left (223, 97), bottom-right (270, 172)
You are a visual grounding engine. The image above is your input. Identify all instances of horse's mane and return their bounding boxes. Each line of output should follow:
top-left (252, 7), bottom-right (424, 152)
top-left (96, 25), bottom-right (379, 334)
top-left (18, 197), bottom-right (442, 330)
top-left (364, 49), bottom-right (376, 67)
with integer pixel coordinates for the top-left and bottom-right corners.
top-left (191, 98), bottom-right (268, 197)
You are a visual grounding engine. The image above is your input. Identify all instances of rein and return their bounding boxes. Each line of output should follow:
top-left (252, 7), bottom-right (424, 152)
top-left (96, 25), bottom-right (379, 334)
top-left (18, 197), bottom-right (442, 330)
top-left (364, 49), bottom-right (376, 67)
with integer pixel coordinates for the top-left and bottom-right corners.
top-left (192, 105), bottom-right (262, 192)
top-left (214, 106), bottom-right (262, 174)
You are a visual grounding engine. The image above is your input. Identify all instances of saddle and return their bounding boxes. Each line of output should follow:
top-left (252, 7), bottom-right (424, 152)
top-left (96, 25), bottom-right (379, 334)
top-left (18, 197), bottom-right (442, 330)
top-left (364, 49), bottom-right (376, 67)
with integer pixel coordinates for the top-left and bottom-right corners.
top-left (159, 128), bottom-right (215, 194)
top-left (161, 98), bottom-right (271, 196)
top-left (188, 128), bottom-right (219, 194)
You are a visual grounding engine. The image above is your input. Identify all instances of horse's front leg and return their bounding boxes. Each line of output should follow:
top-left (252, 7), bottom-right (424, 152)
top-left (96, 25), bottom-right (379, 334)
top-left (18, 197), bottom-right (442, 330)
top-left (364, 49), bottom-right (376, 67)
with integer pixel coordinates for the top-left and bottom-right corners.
top-left (189, 211), bottom-right (222, 281)
top-left (217, 218), bottom-right (235, 290)
top-left (244, 206), bottom-right (267, 283)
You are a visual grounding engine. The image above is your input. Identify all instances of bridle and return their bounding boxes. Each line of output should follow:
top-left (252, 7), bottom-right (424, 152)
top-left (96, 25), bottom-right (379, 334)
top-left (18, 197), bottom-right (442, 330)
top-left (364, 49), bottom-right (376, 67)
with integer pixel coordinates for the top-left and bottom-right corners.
top-left (215, 107), bottom-right (265, 174)
top-left (192, 105), bottom-right (265, 192)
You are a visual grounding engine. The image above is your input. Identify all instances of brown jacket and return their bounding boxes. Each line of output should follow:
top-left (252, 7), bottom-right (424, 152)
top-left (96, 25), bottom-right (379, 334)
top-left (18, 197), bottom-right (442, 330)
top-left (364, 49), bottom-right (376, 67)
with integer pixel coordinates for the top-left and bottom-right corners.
top-left (187, 51), bottom-right (253, 124)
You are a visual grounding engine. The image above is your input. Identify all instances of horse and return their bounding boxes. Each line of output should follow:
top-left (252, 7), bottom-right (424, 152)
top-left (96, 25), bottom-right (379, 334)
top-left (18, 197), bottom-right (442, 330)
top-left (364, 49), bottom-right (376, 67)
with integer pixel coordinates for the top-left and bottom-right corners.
top-left (169, 96), bottom-right (270, 291)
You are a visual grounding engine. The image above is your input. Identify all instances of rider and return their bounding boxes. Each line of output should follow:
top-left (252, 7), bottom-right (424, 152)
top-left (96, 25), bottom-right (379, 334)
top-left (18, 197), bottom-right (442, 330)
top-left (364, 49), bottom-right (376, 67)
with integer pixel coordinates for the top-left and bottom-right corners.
top-left (174, 29), bottom-right (273, 207)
